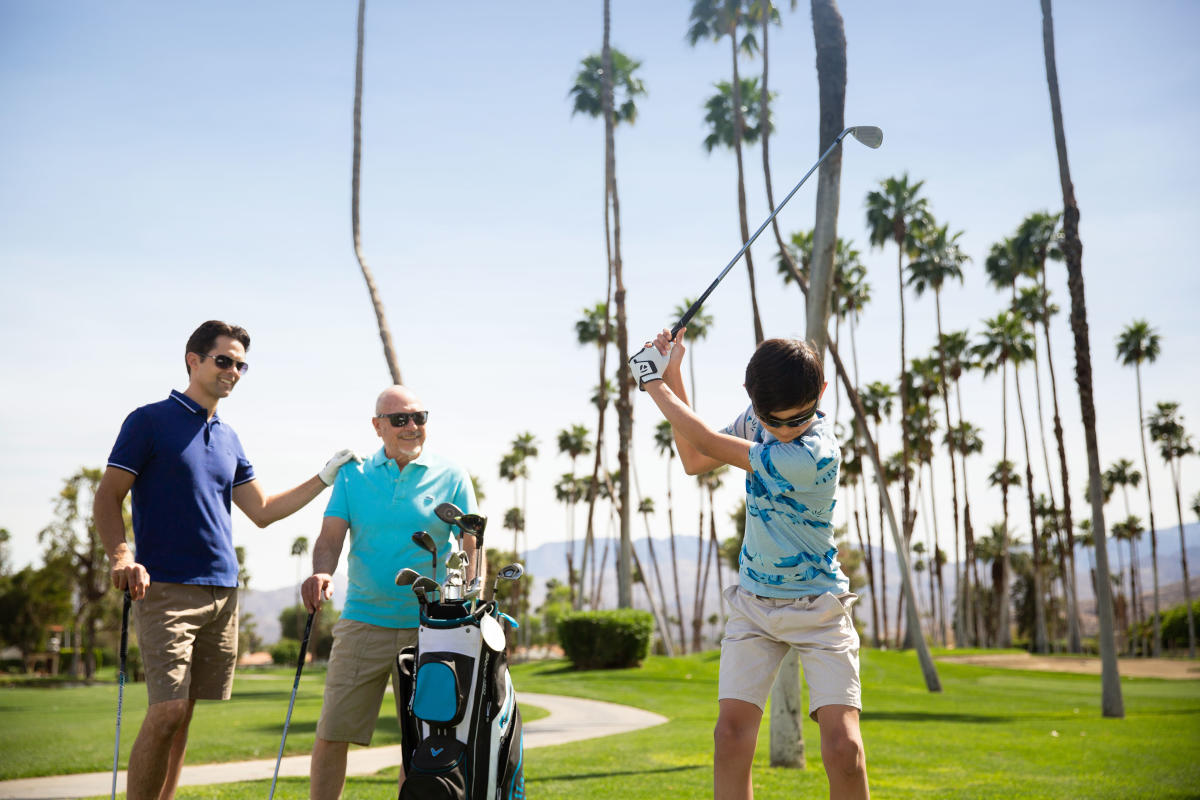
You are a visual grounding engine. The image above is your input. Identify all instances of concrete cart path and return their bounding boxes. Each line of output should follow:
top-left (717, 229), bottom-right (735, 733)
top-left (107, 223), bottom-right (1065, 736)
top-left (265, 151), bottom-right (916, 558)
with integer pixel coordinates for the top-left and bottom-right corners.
top-left (0, 693), bottom-right (667, 800)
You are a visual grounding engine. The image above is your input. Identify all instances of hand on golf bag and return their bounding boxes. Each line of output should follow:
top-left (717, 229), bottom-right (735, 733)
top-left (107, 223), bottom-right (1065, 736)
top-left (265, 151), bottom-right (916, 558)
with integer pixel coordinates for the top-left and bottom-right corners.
top-left (319, 448), bottom-right (361, 486)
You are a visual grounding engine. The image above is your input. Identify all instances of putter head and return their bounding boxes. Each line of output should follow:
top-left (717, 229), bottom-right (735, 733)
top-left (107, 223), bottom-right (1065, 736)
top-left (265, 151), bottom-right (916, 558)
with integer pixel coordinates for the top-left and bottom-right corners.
top-left (395, 567), bottom-right (422, 587)
top-left (849, 125), bottom-right (883, 149)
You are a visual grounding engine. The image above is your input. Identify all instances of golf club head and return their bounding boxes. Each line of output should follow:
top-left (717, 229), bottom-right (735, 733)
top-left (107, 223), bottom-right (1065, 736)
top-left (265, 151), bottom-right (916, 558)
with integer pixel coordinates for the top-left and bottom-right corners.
top-left (849, 125), bottom-right (883, 149)
top-left (447, 551), bottom-right (468, 571)
top-left (412, 576), bottom-right (439, 603)
top-left (413, 585), bottom-right (428, 605)
top-left (434, 502), bottom-right (464, 525)
top-left (395, 567), bottom-right (422, 587)
top-left (497, 563), bottom-right (524, 581)
top-left (412, 531), bottom-right (437, 556)
top-left (459, 513), bottom-right (487, 536)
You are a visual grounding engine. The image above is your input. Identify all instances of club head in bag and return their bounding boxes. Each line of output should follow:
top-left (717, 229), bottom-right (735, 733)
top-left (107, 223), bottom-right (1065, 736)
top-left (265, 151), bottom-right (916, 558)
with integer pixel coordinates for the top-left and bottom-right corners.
top-left (412, 576), bottom-right (439, 606)
top-left (412, 531), bottom-right (438, 575)
top-left (434, 502), bottom-right (464, 525)
top-left (435, 501), bottom-right (488, 536)
top-left (447, 551), bottom-right (468, 571)
top-left (395, 568), bottom-right (422, 587)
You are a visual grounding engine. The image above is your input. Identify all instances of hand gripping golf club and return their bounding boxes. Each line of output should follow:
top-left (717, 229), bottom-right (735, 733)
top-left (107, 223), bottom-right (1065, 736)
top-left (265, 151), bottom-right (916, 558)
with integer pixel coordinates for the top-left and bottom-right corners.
top-left (110, 591), bottom-right (131, 800)
top-left (669, 125), bottom-right (883, 339)
top-left (268, 610), bottom-right (314, 800)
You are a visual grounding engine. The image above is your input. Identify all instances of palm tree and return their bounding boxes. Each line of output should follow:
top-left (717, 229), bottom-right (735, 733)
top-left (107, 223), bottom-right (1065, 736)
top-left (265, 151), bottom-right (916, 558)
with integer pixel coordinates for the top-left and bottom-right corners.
top-left (973, 312), bottom-right (1031, 647)
top-left (500, 434), bottom-right (537, 641)
top-left (291, 536), bottom-right (309, 638)
top-left (575, 302), bottom-right (611, 610)
top-left (908, 223), bottom-right (968, 644)
top-left (943, 328), bottom-right (983, 644)
top-left (571, 8), bottom-right (645, 610)
top-left (636, 496), bottom-right (676, 655)
top-left (866, 174), bottom-right (930, 581)
top-left (655, 420), bottom-right (689, 650)
top-left (1015, 211), bottom-right (1082, 652)
top-left (689, 0), bottom-right (767, 343)
top-left (1116, 319), bottom-right (1164, 654)
top-left (671, 299), bottom-right (714, 408)
top-left (1147, 402), bottom-right (1196, 656)
top-left (349, 0), bottom-right (402, 384)
top-left (557, 424), bottom-right (593, 603)
top-left (1040, 0), bottom-right (1122, 717)
top-left (841, 434), bottom-right (880, 647)
top-left (1103, 459), bottom-right (1143, 635)
top-left (860, 380), bottom-right (895, 645)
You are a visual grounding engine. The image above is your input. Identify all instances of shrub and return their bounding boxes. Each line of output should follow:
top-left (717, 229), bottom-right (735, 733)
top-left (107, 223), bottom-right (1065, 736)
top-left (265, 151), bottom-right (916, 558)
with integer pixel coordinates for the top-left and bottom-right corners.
top-left (557, 609), bottom-right (654, 670)
top-left (270, 639), bottom-right (302, 667)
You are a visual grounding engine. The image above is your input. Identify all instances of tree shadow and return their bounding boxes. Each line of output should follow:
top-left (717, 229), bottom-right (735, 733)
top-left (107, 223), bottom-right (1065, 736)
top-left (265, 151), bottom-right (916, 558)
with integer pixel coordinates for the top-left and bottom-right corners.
top-left (862, 710), bottom-right (1016, 724)
top-left (529, 764), bottom-right (705, 783)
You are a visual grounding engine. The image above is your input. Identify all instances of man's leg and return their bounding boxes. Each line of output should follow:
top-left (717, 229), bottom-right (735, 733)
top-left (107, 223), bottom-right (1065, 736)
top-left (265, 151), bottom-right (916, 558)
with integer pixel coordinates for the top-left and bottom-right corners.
top-left (310, 737), bottom-right (350, 800)
top-left (714, 698), bottom-right (763, 800)
top-left (815, 704), bottom-right (868, 800)
top-left (125, 699), bottom-right (192, 800)
top-left (156, 699), bottom-right (196, 800)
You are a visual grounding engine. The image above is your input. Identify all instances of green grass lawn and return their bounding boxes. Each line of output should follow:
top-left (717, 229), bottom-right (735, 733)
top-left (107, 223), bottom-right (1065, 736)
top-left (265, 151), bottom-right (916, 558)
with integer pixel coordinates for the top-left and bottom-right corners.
top-left (0, 665), bottom-right (547, 781)
top-left (4, 651), bottom-right (1197, 799)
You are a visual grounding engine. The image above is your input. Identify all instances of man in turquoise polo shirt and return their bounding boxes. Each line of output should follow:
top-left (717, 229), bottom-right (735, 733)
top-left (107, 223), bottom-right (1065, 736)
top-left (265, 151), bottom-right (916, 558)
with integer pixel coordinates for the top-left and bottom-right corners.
top-left (301, 384), bottom-right (479, 800)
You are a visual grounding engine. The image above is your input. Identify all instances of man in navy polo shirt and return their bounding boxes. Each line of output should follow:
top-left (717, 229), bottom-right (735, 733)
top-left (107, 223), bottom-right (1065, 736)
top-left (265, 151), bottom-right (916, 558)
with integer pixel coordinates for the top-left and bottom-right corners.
top-left (95, 320), bottom-right (358, 800)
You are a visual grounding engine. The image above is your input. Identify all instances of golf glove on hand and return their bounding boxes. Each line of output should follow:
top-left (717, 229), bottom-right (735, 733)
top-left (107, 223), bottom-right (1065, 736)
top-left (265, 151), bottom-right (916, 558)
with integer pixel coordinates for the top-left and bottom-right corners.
top-left (629, 344), bottom-right (670, 390)
top-left (319, 449), bottom-right (361, 486)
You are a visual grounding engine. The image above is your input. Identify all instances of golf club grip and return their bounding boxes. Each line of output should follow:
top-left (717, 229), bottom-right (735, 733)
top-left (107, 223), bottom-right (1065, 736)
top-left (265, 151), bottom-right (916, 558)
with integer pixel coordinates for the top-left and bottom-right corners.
top-left (295, 612), bottom-right (315, 676)
top-left (119, 592), bottom-right (131, 665)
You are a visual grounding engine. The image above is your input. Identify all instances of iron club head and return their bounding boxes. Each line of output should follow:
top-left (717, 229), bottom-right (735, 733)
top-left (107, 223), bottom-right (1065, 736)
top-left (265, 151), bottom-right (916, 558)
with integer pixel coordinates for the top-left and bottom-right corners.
top-left (395, 568), bottom-right (422, 587)
top-left (848, 125), bottom-right (883, 149)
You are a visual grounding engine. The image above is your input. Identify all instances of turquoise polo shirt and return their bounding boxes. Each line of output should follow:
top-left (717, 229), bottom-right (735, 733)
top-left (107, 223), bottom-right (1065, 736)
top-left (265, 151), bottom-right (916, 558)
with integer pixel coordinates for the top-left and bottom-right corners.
top-left (325, 446), bottom-right (478, 628)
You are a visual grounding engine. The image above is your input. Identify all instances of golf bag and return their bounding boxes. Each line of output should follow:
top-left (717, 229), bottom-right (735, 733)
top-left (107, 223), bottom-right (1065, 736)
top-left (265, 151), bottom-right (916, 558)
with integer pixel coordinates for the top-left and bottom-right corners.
top-left (396, 598), bottom-right (524, 799)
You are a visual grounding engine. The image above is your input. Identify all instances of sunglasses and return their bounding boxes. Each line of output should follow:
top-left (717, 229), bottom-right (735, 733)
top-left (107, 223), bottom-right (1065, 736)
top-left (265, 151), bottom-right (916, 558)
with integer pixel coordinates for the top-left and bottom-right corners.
top-left (377, 411), bottom-right (429, 428)
top-left (757, 405), bottom-right (819, 428)
top-left (195, 352), bottom-right (249, 375)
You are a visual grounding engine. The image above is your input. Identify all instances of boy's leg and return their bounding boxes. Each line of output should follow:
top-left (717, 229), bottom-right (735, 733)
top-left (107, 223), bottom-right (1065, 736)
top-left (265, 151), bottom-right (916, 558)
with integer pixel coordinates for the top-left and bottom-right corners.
top-left (714, 698), bottom-right (763, 800)
top-left (815, 705), bottom-right (868, 799)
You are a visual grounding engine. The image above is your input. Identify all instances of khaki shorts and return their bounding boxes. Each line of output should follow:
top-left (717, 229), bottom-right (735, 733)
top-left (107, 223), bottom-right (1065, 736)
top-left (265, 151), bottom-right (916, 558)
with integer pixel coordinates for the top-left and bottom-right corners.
top-left (134, 582), bottom-right (238, 706)
top-left (718, 585), bottom-right (861, 718)
top-left (316, 618), bottom-right (419, 745)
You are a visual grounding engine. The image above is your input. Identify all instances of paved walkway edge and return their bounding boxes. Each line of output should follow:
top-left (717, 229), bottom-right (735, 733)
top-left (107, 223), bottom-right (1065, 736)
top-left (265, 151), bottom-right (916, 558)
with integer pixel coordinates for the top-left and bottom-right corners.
top-left (0, 692), bottom-right (668, 800)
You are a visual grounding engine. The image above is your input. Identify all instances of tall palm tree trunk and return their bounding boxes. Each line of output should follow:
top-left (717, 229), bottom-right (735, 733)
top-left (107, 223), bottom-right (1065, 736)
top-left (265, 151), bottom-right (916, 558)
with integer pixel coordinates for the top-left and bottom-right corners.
top-left (874, 420), bottom-right (890, 645)
top-left (1133, 362), bottom-right (1164, 655)
top-left (350, 0), bottom-right (402, 385)
top-left (1014, 376), bottom-right (1049, 652)
top-left (1169, 472), bottom-right (1196, 657)
top-left (954, 378), bottom-right (982, 646)
top-left (728, 34), bottom-right (764, 345)
top-left (933, 292), bottom-right (964, 646)
top-left (665, 454), bottom-right (688, 650)
top-left (1040, 0), bottom-right (1123, 717)
top-left (1029, 319), bottom-right (1068, 647)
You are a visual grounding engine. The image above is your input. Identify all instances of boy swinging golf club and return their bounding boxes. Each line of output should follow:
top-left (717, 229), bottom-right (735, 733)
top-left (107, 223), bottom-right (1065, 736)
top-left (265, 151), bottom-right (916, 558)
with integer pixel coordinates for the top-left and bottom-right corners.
top-left (631, 332), bottom-right (869, 800)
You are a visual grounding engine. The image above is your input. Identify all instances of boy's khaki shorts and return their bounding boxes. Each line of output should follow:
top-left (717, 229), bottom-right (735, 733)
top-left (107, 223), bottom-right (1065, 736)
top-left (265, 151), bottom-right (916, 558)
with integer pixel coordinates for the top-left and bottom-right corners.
top-left (316, 618), bottom-right (419, 746)
top-left (134, 582), bottom-right (239, 706)
top-left (718, 585), bottom-right (861, 719)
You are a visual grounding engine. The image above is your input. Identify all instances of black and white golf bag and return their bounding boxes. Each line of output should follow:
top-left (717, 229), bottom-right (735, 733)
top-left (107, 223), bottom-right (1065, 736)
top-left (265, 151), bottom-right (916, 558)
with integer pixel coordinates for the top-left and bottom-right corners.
top-left (396, 598), bottom-right (524, 799)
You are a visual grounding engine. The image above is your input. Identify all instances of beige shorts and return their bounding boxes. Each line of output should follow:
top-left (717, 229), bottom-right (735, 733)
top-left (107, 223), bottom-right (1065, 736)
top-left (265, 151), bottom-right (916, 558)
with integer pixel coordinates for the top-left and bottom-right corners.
top-left (133, 582), bottom-right (238, 706)
top-left (316, 618), bottom-right (419, 746)
top-left (718, 585), bottom-right (861, 718)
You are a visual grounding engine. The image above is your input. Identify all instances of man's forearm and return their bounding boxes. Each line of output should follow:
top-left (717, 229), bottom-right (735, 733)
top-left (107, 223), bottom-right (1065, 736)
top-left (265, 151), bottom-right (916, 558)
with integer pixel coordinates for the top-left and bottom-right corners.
top-left (259, 475), bottom-right (327, 525)
top-left (312, 536), bottom-right (341, 576)
top-left (95, 492), bottom-right (132, 564)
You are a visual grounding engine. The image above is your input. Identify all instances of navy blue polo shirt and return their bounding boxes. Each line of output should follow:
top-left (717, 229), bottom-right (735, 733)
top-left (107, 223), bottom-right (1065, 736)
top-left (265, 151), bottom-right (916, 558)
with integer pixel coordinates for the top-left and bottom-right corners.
top-left (107, 390), bottom-right (255, 587)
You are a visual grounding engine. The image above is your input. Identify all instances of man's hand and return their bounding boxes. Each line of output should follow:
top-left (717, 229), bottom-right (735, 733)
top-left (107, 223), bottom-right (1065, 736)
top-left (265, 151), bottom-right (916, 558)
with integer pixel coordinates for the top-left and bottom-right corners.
top-left (629, 341), bottom-right (671, 390)
top-left (111, 555), bottom-right (150, 600)
top-left (318, 449), bottom-right (361, 487)
top-left (302, 573), bottom-right (334, 613)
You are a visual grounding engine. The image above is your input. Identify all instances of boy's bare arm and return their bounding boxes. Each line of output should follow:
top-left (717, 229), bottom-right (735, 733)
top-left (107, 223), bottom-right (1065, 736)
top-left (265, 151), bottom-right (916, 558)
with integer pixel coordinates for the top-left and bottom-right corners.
top-left (645, 381), bottom-right (752, 473)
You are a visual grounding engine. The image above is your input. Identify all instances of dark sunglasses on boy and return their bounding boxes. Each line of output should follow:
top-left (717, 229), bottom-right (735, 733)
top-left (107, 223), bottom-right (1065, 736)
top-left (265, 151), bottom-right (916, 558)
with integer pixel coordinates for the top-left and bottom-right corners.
top-left (376, 411), bottom-right (430, 428)
top-left (757, 405), bottom-right (819, 429)
top-left (194, 352), bottom-right (250, 375)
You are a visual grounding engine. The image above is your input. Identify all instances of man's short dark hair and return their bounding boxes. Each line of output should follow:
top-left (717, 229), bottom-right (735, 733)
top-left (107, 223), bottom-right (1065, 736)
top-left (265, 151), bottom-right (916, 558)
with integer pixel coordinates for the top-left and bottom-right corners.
top-left (744, 338), bottom-right (824, 414)
top-left (185, 320), bottom-right (250, 375)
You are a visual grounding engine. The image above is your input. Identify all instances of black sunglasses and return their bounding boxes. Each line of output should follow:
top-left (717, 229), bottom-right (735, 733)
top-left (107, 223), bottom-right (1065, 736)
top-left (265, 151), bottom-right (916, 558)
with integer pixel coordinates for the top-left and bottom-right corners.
top-left (195, 352), bottom-right (249, 375)
top-left (757, 405), bottom-right (819, 429)
top-left (377, 411), bottom-right (429, 428)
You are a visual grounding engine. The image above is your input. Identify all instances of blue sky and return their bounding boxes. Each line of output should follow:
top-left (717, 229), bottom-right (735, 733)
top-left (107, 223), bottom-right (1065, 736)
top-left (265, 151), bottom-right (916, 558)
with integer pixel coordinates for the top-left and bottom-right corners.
top-left (2, 0), bottom-right (1197, 593)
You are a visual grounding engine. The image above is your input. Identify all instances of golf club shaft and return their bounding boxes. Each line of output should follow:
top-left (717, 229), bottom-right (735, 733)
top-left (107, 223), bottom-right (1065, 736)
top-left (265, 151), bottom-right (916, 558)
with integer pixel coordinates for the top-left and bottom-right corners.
top-left (268, 611), bottom-right (314, 800)
top-left (111, 591), bottom-right (131, 800)
top-left (671, 126), bottom-right (858, 339)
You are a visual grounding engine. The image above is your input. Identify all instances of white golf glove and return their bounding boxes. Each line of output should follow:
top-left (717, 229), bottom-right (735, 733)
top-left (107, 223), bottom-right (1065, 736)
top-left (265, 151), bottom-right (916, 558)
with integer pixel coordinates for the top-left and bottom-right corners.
top-left (629, 343), bottom-right (670, 390)
top-left (319, 449), bottom-right (361, 486)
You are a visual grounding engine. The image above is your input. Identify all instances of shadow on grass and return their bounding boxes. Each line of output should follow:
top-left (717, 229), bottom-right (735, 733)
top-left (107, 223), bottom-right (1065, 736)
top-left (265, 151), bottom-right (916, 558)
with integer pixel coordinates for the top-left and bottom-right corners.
top-left (529, 764), bottom-right (705, 783)
top-left (862, 710), bottom-right (1016, 723)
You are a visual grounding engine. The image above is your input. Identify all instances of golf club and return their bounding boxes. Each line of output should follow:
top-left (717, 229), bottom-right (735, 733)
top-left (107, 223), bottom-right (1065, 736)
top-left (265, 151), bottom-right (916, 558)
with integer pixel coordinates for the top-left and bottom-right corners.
top-left (110, 591), bottom-right (130, 800)
top-left (395, 567), bottom-right (422, 587)
top-left (268, 611), bottom-right (315, 800)
top-left (412, 530), bottom-right (438, 577)
top-left (412, 575), bottom-right (440, 604)
top-left (492, 562), bottom-right (524, 598)
top-left (668, 125), bottom-right (883, 339)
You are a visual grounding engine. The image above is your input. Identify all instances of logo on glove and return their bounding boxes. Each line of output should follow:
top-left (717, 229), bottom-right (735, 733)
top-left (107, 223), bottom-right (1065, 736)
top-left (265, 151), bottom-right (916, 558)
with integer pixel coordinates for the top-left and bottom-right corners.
top-left (634, 360), bottom-right (658, 378)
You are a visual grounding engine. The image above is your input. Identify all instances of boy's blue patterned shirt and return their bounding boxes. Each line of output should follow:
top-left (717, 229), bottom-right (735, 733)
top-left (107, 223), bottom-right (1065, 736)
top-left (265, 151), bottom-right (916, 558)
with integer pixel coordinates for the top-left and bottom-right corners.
top-left (721, 408), bottom-right (848, 598)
